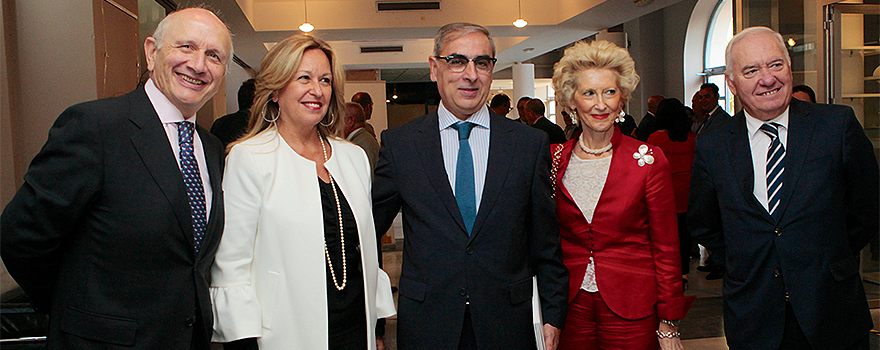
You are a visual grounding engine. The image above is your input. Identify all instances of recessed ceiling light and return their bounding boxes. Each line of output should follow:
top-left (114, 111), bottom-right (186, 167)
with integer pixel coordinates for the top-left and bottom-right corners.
top-left (523, 47), bottom-right (535, 52)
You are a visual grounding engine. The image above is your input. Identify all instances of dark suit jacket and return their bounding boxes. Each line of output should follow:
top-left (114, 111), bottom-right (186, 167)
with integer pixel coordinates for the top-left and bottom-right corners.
top-left (531, 116), bottom-right (567, 144)
top-left (697, 106), bottom-right (731, 135)
top-left (1, 87), bottom-right (225, 349)
top-left (635, 112), bottom-right (657, 141)
top-left (688, 99), bottom-right (879, 349)
top-left (210, 109), bottom-right (250, 148)
top-left (373, 110), bottom-right (568, 350)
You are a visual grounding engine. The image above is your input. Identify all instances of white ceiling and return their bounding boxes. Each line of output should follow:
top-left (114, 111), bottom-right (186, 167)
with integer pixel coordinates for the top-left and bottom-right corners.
top-left (202, 0), bottom-right (684, 79)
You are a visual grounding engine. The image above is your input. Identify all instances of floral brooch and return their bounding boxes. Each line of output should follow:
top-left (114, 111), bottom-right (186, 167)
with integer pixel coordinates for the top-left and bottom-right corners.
top-left (633, 144), bottom-right (655, 167)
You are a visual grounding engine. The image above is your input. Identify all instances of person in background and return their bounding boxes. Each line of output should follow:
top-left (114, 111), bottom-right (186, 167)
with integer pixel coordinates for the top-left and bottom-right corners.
top-left (489, 93), bottom-right (512, 117)
top-left (791, 84), bottom-right (816, 103)
top-left (212, 78), bottom-right (257, 148)
top-left (344, 102), bottom-right (380, 173)
top-left (1, 7), bottom-right (231, 348)
top-left (689, 26), bottom-right (878, 349)
top-left (210, 34), bottom-right (395, 350)
top-left (515, 95), bottom-right (531, 123)
top-left (634, 94), bottom-right (664, 141)
top-left (647, 98), bottom-right (697, 290)
top-left (693, 83), bottom-right (731, 135)
top-left (523, 98), bottom-right (567, 144)
top-left (352, 92), bottom-right (377, 136)
top-left (551, 39), bottom-right (693, 350)
top-left (617, 103), bottom-right (638, 137)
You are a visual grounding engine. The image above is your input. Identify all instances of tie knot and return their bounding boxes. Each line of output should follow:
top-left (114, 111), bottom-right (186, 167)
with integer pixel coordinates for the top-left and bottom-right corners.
top-left (760, 122), bottom-right (780, 138)
top-left (178, 121), bottom-right (195, 144)
top-left (452, 121), bottom-right (475, 140)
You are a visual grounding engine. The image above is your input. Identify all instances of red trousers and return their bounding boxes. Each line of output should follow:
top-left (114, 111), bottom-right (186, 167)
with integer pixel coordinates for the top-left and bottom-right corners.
top-left (558, 289), bottom-right (659, 350)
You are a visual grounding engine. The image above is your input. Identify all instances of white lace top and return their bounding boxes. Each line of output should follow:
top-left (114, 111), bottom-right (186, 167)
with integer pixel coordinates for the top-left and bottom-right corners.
top-left (561, 152), bottom-right (612, 292)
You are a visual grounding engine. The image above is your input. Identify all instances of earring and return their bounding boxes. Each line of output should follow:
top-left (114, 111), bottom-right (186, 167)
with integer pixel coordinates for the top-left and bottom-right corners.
top-left (262, 100), bottom-right (279, 123)
top-left (319, 110), bottom-right (334, 127)
top-left (615, 109), bottom-right (626, 123)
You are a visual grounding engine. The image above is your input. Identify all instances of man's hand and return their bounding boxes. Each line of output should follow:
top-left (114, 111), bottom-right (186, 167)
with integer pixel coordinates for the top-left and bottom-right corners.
top-left (542, 323), bottom-right (561, 350)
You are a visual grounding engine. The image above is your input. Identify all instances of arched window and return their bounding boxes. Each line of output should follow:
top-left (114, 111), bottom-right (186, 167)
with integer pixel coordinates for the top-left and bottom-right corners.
top-left (703, 0), bottom-right (734, 113)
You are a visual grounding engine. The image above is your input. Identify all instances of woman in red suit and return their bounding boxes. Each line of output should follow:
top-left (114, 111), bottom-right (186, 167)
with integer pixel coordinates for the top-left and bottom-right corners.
top-left (647, 98), bottom-right (696, 289)
top-left (550, 40), bottom-right (694, 350)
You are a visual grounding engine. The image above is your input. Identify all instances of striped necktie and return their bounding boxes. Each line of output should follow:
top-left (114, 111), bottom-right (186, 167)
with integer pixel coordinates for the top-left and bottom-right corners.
top-left (760, 122), bottom-right (784, 219)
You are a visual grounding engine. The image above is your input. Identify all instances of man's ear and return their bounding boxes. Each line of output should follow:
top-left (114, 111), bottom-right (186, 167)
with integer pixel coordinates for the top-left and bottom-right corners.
top-left (144, 37), bottom-right (158, 72)
top-left (428, 56), bottom-right (439, 82)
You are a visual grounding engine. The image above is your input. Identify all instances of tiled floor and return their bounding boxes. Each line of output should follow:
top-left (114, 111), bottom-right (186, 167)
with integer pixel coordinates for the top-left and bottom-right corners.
top-left (379, 244), bottom-right (880, 350)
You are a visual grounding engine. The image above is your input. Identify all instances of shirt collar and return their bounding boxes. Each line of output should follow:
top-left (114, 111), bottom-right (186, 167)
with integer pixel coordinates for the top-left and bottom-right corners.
top-left (438, 101), bottom-right (490, 131)
top-left (745, 105), bottom-right (789, 139)
top-left (144, 78), bottom-right (196, 124)
top-left (709, 105), bottom-right (719, 115)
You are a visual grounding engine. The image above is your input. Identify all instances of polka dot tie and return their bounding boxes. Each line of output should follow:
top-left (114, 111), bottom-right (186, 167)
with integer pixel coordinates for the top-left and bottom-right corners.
top-left (178, 121), bottom-right (207, 253)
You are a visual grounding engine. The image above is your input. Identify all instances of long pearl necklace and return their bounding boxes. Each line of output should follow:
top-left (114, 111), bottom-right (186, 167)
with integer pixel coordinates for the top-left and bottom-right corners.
top-left (320, 132), bottom-right (347, 291)
top-left (578, 134), bottom-right (612, 155)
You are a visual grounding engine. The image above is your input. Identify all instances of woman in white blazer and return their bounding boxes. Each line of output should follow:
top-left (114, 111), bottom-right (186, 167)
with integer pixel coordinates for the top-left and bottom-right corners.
top-left (210, 34), bottom-right (395, 350)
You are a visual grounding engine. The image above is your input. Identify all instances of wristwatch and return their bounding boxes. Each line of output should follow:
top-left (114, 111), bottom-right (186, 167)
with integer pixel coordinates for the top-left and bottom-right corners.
top-left (661, 319), bottom-right (681, 327)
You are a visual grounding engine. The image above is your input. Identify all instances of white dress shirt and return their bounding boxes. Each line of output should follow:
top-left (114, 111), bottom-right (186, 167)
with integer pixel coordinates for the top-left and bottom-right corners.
top-left (438, 102), bottom-right (490, 211)
top-left (745, 107), bottom-right (789, 212)
top-left (144, 79), bottom-right (213, 213)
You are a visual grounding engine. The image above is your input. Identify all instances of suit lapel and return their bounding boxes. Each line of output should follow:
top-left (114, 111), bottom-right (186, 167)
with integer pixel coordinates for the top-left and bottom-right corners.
top-left (414, 112), bottom-right (468, 233)
top-left (196, 126), bottom-right (223, 259)
top-left (774, 100), bottom-right (814, 222)
top-left (127, 89), bottom-right (195, 255)
top-left (726, 112), bottom-right (774, 222)
top-left (471, 113), bottom-right (514, 238)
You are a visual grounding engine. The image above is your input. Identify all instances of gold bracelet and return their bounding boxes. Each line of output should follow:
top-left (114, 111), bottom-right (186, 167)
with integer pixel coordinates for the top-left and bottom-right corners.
top-left (656, 330), bottom-right (681, 339)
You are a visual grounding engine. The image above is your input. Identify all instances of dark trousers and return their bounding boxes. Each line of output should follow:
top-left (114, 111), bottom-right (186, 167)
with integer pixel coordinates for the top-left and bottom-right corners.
top-left (677, 212), bottom-right (691, 275)
top-left (458, 305), bottom-right (477, 350)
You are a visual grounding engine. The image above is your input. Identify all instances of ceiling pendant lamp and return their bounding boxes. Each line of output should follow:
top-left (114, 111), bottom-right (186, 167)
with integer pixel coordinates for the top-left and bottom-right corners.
top-left (513, 0), bottom-right (528, 28)
top-left (300, 0), bottom-right (314, 33)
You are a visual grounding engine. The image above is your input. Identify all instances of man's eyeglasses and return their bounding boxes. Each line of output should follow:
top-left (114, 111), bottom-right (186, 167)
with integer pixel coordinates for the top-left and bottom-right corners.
top-left (434, 55), bottom-right (497, 73)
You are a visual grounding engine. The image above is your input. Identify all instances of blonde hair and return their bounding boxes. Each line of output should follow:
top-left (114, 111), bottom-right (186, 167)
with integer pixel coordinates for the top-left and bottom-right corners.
top-left (232, 34), bottom-right (345, 149)
top-left (551, 40), bottom-right (639, 116)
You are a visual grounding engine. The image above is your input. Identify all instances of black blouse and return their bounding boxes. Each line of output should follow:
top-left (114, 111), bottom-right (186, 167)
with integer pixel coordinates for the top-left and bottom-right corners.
top-left (319, 177), bottom-right (367, 349)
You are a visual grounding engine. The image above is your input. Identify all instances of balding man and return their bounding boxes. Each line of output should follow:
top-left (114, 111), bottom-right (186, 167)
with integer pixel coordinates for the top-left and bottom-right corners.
top-left (344, 101), bottom-right (380, 173)
top-left (352, 92), bottom-right (377, 136)
top-left (1, 7), bottom-right (232, 348)
top-left (523, 98), bottom-right (567, 144)
top-left (689, 27), bottom-right (878, 349)
top-left (635, 94), bottom-right (664, 141)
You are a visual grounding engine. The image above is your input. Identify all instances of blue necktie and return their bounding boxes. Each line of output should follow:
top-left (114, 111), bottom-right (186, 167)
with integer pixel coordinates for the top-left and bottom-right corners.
top-left (178, 121), bottom-right (207, 252)
top-left (452, 121), bottom-right (476, 235)
top-left (760, 122), bottom-right (785, 219)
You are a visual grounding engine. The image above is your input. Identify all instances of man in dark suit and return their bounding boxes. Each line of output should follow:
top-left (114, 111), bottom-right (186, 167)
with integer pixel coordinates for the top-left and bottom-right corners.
top-left (634, 94), bottom-right (664, 141)
top-left (523, 98), bottom-right (567, 144)
top-left (694, 83), bottom-right (731, 135)
top-left (211, 78), bottom-right (255, 148)
top-left (373, 22), bottom-right (568, 350)
top-left (688, 26), bottom-right (878, 350)
top-left (1, 8), bottom-right (231, 349)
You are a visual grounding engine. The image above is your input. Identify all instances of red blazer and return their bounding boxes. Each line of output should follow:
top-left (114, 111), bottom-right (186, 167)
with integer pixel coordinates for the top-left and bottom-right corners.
top-left (647, 131), bottom-right (696, 213)
top-left (553, 128), bottom-right (694, 320)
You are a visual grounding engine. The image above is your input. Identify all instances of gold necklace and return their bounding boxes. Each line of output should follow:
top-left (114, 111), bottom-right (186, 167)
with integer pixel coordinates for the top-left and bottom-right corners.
top-left (320, 132), bottom-right (346, 291)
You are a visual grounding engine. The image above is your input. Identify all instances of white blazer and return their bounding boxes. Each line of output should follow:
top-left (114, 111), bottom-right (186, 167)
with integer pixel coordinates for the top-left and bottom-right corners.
top-left (210, 127), bottom-right (395, 349)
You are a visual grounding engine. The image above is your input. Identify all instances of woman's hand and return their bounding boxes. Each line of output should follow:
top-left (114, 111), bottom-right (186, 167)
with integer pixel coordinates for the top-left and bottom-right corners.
top-left (658, 321), bottom-right (683, 350)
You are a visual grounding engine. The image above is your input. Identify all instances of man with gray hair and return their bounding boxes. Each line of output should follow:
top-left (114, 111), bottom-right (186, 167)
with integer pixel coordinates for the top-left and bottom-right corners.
top-left (1, 7), bottom-right (231, 349)
top-left (373, 22), bottom-right (568, 350)
top-left (689, 26), bottom-right (878, 349)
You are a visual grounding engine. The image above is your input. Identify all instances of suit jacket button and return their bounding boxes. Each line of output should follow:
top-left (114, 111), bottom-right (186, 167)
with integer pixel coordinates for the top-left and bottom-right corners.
top-left (185, 317), bottom-right (195, 327)
top-left (773, 269), bottom-right (780, 278)
top-left (775, 229), bottom-right (782, 236)
top-left (466, 247), bottom-right (474, 255)
top-left (459, 288), bottom-right (468, 296)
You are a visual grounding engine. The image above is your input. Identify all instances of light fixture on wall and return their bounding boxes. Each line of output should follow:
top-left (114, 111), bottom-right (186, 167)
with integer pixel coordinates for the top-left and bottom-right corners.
top-left (513, 0), bottom-right (528, 28)
top-left (787, 38), bottom-right (796, 47)
top-left (299, 0), bottom-right (314, 33)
